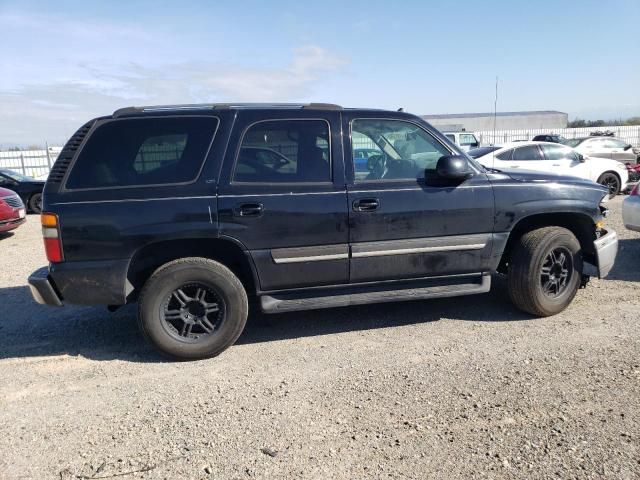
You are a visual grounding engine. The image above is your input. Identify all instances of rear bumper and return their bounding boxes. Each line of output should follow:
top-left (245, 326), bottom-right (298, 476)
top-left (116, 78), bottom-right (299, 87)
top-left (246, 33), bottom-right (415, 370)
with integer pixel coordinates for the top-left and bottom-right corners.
top-left (28, 267), bottom-right (63, 306)
top-left (28, 258), bottom-right (131, 306)
top-left (593, 229), bottom-right (618, 278)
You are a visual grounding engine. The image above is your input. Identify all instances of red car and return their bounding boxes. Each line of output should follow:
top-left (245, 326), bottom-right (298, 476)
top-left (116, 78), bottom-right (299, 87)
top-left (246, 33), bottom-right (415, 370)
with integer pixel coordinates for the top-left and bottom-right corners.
top-left (0, 187), bottom-right (27, 233)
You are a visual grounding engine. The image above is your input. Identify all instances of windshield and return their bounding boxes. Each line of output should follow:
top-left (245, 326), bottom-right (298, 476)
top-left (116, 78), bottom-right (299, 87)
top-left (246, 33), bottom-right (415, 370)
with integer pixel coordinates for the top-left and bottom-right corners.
top-left (564, 139), bottom-right (583, 148)
top-left (0, 169), bottom-right (35, 182)
top-left (467, 146), bottom-right (500, 159)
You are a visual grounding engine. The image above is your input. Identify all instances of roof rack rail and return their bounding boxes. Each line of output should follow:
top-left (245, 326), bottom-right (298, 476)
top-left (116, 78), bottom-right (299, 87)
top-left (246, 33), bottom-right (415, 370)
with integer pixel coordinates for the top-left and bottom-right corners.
top-left (112, 102), bottom-right (343, 117)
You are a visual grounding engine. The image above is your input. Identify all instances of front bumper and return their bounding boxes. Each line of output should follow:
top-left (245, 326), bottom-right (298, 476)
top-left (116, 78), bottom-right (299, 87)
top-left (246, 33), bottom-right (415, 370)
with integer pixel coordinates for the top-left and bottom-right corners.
top-left (28, 267), bottom-right (63, 306)
top-left (593, 229), bottom-right (618, 278)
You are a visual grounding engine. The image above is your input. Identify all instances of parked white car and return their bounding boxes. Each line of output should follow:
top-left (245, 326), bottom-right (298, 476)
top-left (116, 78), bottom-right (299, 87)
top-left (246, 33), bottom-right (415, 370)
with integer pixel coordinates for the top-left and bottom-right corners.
top-left (622, 183), bottom-right (640, 231)
top-left (470, 141), bottom-right (629, 197)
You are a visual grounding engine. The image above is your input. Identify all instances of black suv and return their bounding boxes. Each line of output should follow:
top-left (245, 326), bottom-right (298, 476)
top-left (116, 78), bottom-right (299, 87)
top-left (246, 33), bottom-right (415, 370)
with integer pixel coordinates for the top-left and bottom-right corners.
top-left (28, 104), bottom-right (619, 360)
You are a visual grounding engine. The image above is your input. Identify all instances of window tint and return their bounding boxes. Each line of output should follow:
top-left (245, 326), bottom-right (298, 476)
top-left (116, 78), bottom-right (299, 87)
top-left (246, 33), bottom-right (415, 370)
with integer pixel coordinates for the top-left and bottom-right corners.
top-left (351, 119), bottom-right (449, 182)
top-left (540, 144), bottom-right (579, 161)
top-left (66, 117), bottom-right (217, 189)
top-left (512, 145), bottom-right (543, 161)
top-left (495, 149), bottom-right (512, 160)
top-left (233, 120), bottom-right (330, 183)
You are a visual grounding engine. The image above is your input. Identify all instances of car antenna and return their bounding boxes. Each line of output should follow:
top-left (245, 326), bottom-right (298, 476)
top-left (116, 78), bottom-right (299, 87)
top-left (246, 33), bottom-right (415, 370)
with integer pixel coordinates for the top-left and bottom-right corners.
top-left (397, 107), bottom-right (404, 112)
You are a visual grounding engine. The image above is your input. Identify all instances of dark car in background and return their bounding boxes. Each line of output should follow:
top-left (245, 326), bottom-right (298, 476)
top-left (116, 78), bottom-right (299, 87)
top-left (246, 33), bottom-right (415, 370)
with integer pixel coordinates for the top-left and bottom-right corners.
top-left (0, 169), bottom-right (45, 213)
top-left (0, 187), bottom-right (26, 233)
top-left (532, 134), bottom-right (567, 144)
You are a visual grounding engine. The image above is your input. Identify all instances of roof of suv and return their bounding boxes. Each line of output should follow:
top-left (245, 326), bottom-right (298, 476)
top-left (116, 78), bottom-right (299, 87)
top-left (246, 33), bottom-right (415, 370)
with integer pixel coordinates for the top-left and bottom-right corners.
top-left (112, 103), bottom-right (352, 118)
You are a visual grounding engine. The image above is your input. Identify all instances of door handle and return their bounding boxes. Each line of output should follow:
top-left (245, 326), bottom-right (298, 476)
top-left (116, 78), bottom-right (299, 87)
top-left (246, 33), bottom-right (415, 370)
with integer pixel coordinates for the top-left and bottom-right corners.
top-left (236, 203), bottom-right (264, 217)
top-left (353, 198), bottom-right (380, 212)
top-left (552, 163), bottom-right (561, 166)
top-left (509, 165), bottom-right (520, 168)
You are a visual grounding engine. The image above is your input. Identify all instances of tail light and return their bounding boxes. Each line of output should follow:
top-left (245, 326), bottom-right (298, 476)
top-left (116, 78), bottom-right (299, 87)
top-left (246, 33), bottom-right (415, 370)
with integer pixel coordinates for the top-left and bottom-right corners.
top-left (41, 213), bottom-right (64, 263)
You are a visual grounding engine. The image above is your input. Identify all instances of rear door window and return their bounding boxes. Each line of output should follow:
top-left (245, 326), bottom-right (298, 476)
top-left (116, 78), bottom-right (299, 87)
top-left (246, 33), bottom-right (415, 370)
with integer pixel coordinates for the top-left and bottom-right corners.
top-left (512, 145), bottom-right (543, 161)
top-left (65, 116), bottom-right (218, 189)
top-left (233, 119), bottom-right (331, 183)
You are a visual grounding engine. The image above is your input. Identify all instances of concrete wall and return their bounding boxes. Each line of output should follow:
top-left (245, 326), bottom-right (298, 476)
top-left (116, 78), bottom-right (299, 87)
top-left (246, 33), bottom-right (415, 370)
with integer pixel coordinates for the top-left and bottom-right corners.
top-left (423, 112), bottom-right (568, 131)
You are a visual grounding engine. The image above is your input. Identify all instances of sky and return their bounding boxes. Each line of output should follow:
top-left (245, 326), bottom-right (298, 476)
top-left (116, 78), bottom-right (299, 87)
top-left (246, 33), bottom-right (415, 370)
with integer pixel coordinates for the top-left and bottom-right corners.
top-left (1, 0), bottom-right (639, 146)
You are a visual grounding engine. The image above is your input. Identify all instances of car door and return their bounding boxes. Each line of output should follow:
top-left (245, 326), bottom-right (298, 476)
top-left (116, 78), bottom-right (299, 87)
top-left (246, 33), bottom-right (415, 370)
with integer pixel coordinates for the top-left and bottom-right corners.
top-left (501, 144), bottom-right (547, 172)
top-left (539, 143), bottom-right (590, 179)
top-left (344, 114), bottom-right (495, 283)
top-left (580, 138), bottom-right (608, 159)
top-left (218, 110), bottom-right (349, 291)
top-left (605, 138), bottom-right (635, 163)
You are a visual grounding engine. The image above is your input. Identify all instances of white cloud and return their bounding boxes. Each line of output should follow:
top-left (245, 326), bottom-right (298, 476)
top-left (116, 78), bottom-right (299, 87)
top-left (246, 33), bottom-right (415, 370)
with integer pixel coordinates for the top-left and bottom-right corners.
top-left (0, 46), bottom-right (348, 146)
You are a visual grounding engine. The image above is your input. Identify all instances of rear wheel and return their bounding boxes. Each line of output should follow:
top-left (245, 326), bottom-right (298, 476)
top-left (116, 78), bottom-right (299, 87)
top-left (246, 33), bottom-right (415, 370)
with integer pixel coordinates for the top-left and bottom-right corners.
top-left (28, 193), bottom-right (43, 213)
top-left (507, 227), bottom-right (582, 317)
top-left (597, 172), bottom-right (620, 198)
top-left (138, 257), bottom-right (248, 360)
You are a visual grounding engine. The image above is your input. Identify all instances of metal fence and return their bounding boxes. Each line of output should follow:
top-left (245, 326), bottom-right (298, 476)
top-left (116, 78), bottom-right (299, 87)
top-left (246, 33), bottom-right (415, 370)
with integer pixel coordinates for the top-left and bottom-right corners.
top-left (0, 148), bottom-right (62, 178)
top-left (475, 125), bottom-right (640, 147)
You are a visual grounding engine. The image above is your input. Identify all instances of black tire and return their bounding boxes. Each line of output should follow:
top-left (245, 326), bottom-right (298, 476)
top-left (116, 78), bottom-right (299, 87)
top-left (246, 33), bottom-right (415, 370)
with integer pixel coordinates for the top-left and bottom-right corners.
top-left (138, 257), bottom-right (248, 360)
top-left (507, 227), bottom-right (582, 317)
top-left (28, 193), bottom-right (43, 213)
top-left (597, 172), bottom-right (620, 198)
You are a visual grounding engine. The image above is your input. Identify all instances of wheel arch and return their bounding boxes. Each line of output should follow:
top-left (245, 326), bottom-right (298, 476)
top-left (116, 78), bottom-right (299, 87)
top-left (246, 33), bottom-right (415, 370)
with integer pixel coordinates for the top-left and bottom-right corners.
top-left (127, 236), bottom-right (259, 301)
top-left (498, 212), bottom-right (597, 273)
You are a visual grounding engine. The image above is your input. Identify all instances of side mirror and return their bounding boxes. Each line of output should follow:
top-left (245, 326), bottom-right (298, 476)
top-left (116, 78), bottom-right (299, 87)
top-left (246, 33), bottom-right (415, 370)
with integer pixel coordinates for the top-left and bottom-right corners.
top-left (624, 144), bottom-right (632, 151)
top-left (435, 155), bottom-right (474, 180)
top-left (578, 153), bottom-right (586, 163)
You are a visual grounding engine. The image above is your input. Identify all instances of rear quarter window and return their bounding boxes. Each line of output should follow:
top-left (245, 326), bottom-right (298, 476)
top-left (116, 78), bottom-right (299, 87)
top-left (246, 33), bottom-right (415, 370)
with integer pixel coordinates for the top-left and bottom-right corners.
top-left (65, 116), bottom-right (218, 189)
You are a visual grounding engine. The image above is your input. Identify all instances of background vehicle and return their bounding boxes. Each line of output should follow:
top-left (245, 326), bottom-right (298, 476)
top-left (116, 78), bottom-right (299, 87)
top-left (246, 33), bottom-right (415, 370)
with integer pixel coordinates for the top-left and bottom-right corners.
top-left (474, 141), bottom-right (629, 196)
top-left (28, 104), bottom-right (617, 360)
top-left (0, 187), bottom-right (26, 233)
top-left (532, 134), bottom-right (567, 144)
top-left (442, 131), bottom-right (480, 151)
top-left (0, 169), bottom-right (45, 213)
top-left (467, 146), bottom-right (501, 159)
top-left (565, 137), bottom-right (637, 164)
top-left (622, 184), bottom-right (640, 231)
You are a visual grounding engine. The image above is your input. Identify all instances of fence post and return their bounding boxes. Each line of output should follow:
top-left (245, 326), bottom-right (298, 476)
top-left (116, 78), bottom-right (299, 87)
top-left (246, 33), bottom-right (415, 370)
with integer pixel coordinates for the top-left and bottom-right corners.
top-left (19, 153), bottom-right (25, 176)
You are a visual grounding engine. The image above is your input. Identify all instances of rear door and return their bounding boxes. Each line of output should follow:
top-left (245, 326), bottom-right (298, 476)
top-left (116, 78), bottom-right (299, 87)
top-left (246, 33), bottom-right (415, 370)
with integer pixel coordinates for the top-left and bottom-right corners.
top-left (503, 144), bottom-right (548, 172)
top-left (218, 110), bottom-right (349, 292)
top-left (344, 114), bottom-right (495, 283)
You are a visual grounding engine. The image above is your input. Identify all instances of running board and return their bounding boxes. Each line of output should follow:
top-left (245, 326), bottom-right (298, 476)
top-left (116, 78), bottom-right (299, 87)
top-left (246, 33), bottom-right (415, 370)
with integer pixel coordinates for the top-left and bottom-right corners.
top-left (260, 274), bottom-right (491, 313)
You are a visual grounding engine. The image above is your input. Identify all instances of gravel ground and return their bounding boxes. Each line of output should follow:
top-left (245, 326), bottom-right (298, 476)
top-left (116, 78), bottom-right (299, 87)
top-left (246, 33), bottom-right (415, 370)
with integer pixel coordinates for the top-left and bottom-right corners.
top-left (0, 196), bottom-right (639, 480)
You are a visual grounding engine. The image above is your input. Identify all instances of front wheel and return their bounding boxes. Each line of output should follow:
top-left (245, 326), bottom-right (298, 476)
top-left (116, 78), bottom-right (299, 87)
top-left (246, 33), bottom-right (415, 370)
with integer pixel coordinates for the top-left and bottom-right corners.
top-left (597, 172), bottom-right (620, 198)
top-left (138, 257), bottom-right (248, 360)
top-left (29, 193), bottom-right (43, 213)
top-left (507, 227), bottom-right (582, 317)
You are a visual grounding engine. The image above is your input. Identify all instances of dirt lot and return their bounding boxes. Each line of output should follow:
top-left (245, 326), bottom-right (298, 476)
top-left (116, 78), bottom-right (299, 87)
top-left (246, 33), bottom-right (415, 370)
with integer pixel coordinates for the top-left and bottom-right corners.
top-left (0, 196), bottom-right (639, 480)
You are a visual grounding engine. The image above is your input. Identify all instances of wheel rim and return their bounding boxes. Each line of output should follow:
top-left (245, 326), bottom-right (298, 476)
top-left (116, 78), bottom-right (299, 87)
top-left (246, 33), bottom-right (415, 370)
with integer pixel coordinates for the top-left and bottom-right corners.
top-left (601, 175), bottom-right (619, 195)
top-left (540, 247), bottom-right (573, 298)
top-left (160, 283), bottom-right (225, 342)
top-left (36, 195), bottom-right (42, 211)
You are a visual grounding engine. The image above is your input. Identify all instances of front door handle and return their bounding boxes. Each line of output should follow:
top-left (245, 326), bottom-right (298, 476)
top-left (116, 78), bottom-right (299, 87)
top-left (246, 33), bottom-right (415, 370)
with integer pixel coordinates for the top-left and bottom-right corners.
top-left (509, 165), bottom-right (520, 169)
top-left (353, 198), bottom-right (380, 212)
top-left (236, 203), bottom-right (264, 217)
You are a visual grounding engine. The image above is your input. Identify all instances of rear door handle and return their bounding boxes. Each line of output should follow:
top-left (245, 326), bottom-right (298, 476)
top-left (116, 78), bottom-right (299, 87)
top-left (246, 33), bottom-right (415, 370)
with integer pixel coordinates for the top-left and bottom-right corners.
top-left (236, 203), bottom-right (264, 217)
top-left (509, 165), bottom-right (520, 169)
top-left (353, 198), bottom-right (380, 212)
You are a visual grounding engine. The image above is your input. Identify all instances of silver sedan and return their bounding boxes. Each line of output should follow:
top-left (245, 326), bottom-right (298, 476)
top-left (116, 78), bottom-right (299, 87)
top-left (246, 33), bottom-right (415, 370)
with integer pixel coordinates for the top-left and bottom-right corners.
top-left (622, 185), bottom-right (640, 231)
